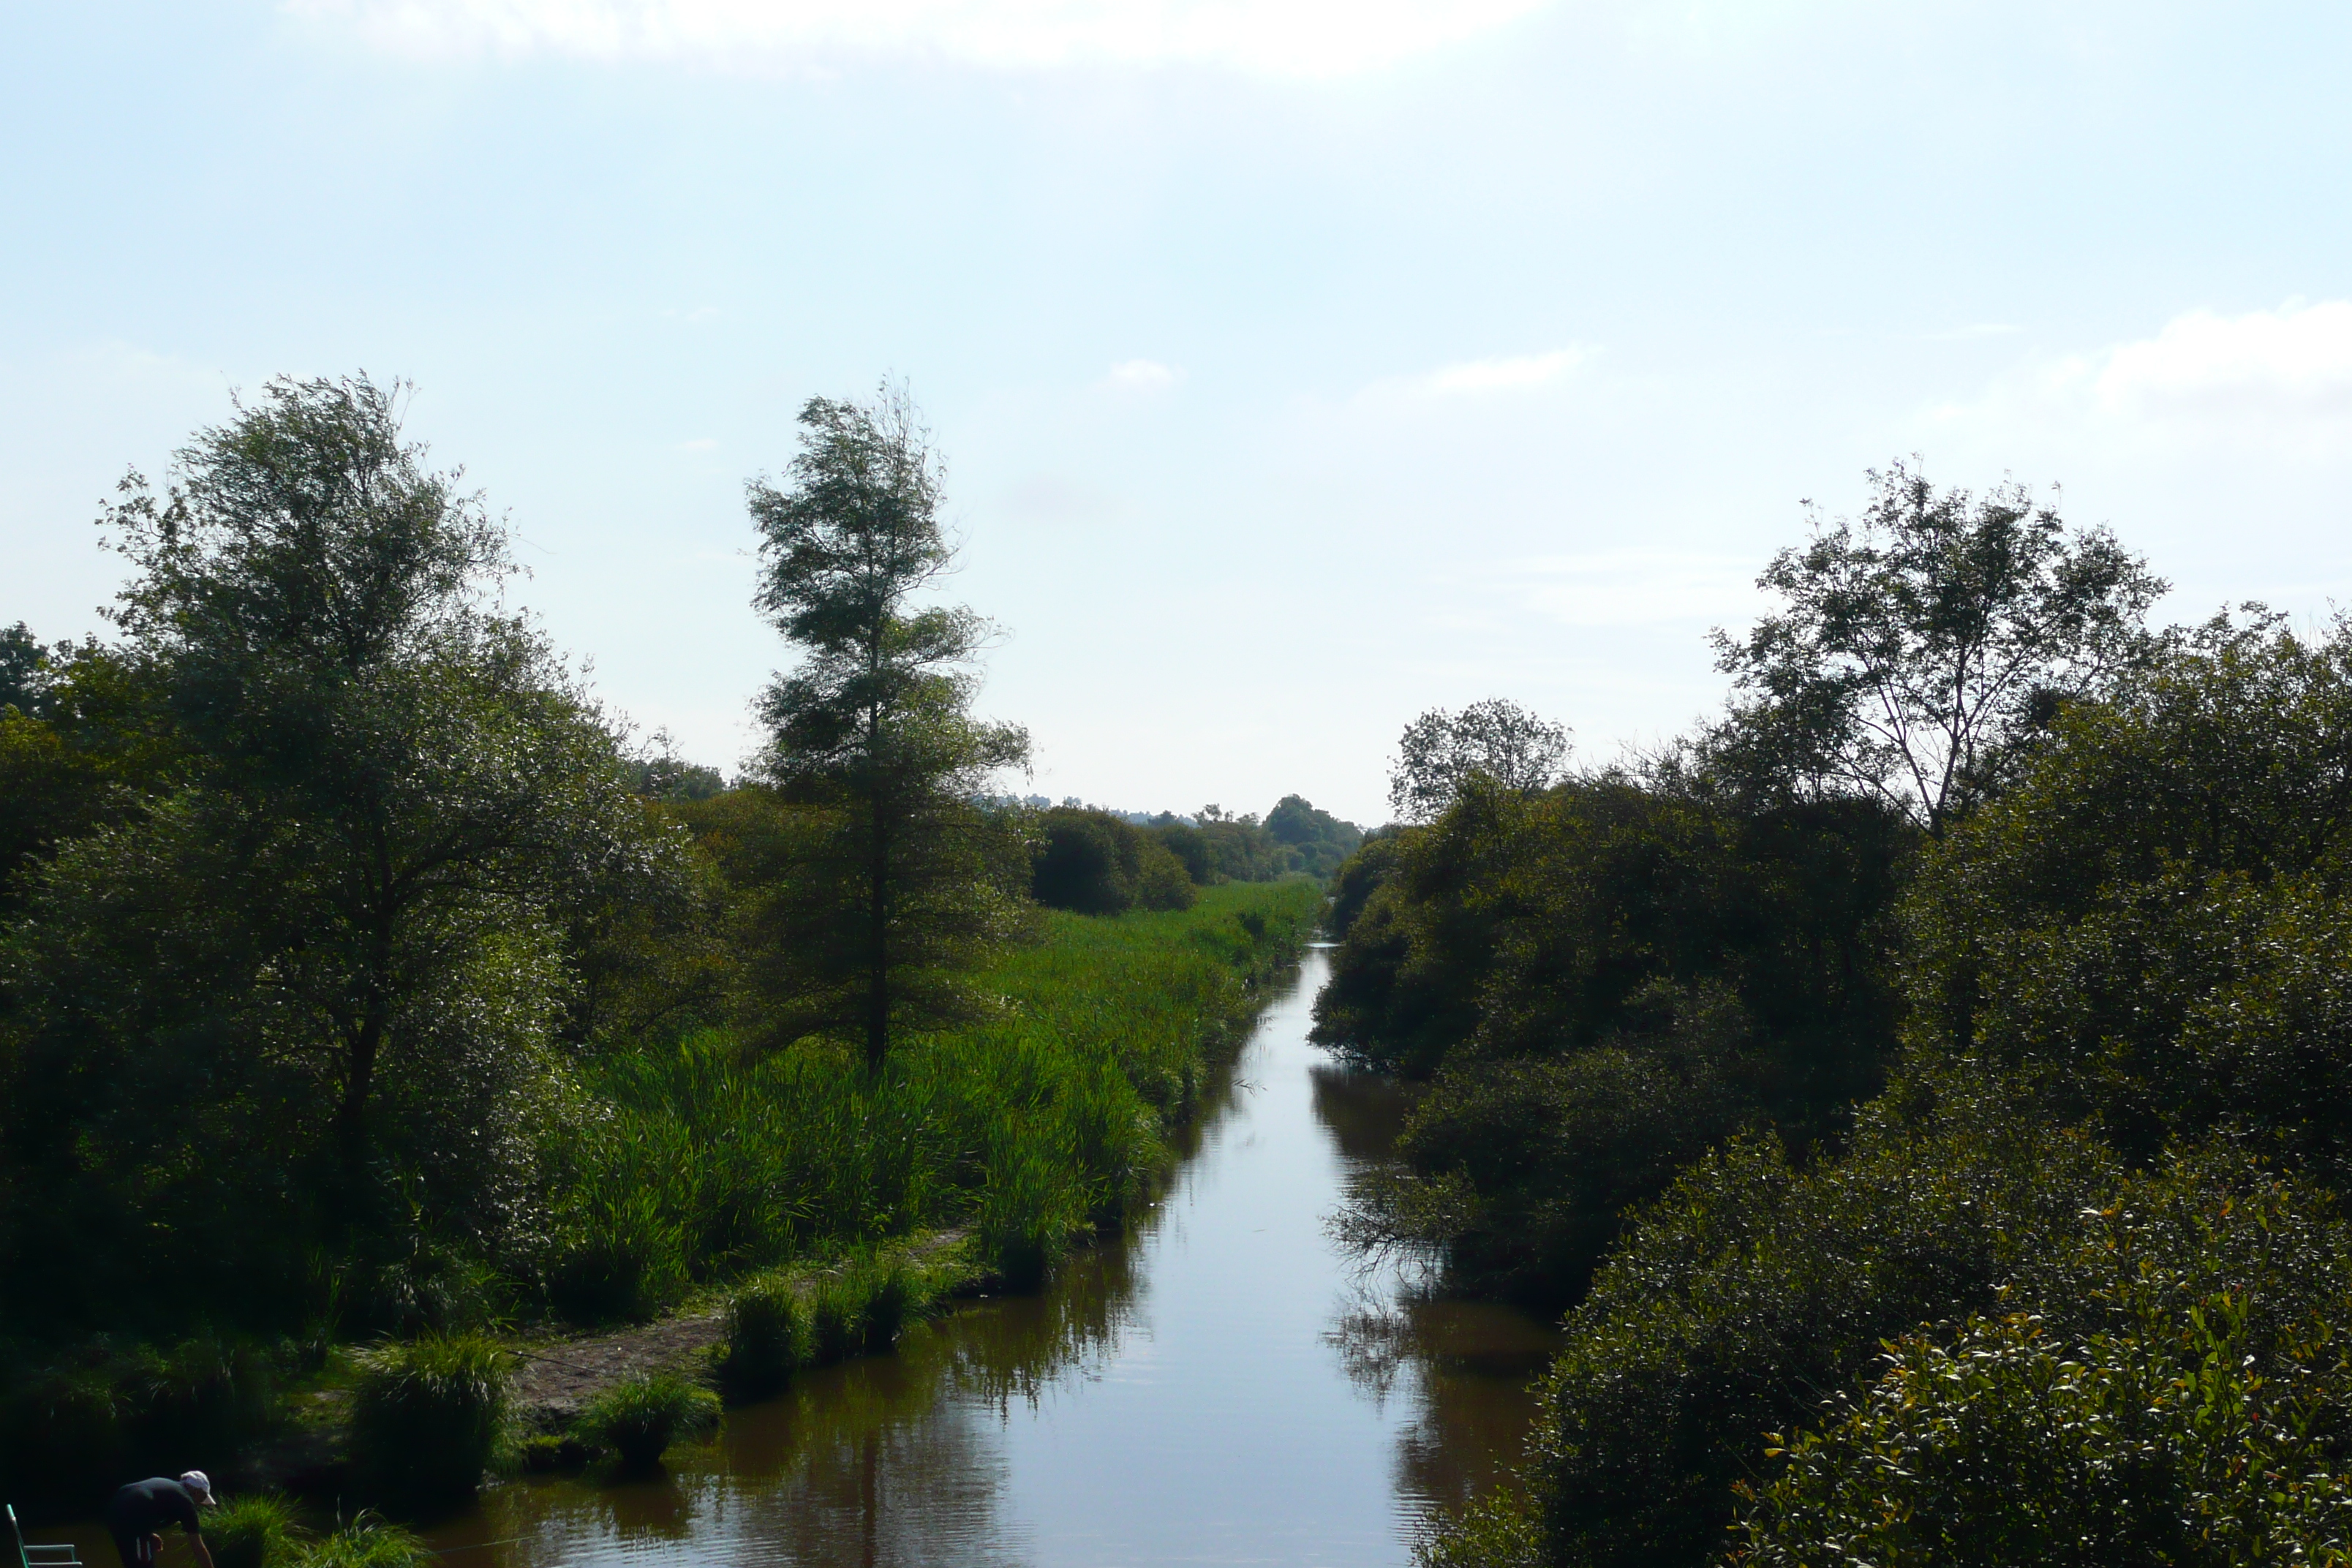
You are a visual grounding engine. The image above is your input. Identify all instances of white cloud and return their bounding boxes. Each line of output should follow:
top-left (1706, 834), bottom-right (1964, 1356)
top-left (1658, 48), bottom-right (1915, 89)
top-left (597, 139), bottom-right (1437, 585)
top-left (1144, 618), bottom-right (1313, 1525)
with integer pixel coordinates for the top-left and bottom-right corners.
top-left (1929, 301), bottom-right (2352, 461)
top-left (2095, 301), bottom-right (2352, 428)
top-left (1102, 358), bottom-right (1179, 392)
top-left (287, 0), bottom-right (1552, 77)
top-left (678, 437), bottom-right (719, 450)
top-left (1426, 347), bottom-right (1586, 394)
top-left (1342, 346), bottom-right (1592, 408)
top-left (1513, 549), bottom-right (1757, 627)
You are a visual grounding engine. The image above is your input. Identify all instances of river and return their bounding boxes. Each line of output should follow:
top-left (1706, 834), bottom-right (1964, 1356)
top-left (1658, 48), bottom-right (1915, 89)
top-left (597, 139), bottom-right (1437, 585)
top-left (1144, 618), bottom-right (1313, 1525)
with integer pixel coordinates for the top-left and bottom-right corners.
top-left (412, 945), bottom-right (1555, 1567)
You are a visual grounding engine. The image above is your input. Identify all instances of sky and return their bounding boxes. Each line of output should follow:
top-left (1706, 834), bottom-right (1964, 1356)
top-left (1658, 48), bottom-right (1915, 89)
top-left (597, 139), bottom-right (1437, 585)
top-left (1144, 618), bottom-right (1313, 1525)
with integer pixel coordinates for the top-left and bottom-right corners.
top-left (4, 1), bottom-right (2350, 826)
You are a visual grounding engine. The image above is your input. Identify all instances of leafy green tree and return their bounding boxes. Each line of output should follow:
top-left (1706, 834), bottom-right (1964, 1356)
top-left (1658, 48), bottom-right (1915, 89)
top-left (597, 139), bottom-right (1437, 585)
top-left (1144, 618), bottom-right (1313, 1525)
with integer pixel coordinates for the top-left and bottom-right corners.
top-left (1315, 772), bottom-right (1907, 1304)
top-left (0, 375), bottom-right (668, 1322)
top-left (1264, 793), bottom-right (1362, 877)
top-left (746, 385), bottom-right (1031, 1069)
top-left (1031, 807), bottom-right (1194, 914)
top-left (0, 623), bottom-right (53, 715)
top-left (1905, 611), bottom-right (2352, 1180)
top-left (1388, 699), bottom-right (1568, 823)
top-left (1710, 461), bottom-right (2163, 834)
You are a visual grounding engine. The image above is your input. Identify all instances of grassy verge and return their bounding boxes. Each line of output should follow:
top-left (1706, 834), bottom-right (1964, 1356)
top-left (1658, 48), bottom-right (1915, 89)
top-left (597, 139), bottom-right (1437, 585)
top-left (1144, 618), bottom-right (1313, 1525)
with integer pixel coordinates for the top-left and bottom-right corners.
top-left (540, 880), bottom-right (1317, 1321)
top-left (0, 881), bottom-right (1315, 1518)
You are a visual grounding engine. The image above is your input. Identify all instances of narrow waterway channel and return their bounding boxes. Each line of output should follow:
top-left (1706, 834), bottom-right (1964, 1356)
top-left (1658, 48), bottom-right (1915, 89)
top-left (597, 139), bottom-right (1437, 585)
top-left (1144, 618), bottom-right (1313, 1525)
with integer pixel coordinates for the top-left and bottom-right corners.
top-left (423, 946), bottom-right (1556, 1567)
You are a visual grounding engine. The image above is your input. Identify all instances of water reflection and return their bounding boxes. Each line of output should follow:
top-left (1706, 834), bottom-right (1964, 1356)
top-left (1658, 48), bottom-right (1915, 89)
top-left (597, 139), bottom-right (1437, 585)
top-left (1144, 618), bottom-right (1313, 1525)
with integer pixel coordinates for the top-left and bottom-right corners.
top-left (1311, 1058), bottom-right (1558, 1525)
top-left (421, 951), bottom-right (1553, 1568)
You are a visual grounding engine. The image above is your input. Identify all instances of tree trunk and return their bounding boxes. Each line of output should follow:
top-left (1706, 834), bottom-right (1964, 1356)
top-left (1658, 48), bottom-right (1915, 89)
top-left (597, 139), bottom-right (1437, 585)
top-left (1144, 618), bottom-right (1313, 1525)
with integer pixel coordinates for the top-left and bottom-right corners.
top-left (866, 799), bottom-right (890, 1074)
top-left (336, 995), bottom-right (385, 1217)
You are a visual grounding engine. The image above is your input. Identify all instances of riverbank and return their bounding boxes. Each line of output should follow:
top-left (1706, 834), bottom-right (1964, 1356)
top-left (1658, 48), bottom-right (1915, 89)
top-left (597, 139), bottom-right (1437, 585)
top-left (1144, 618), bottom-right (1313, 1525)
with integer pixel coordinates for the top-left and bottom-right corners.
top-left (402, 945), bottom-right (1555, 1568)
top-left (6, 882), bottom-right (1320, 1523)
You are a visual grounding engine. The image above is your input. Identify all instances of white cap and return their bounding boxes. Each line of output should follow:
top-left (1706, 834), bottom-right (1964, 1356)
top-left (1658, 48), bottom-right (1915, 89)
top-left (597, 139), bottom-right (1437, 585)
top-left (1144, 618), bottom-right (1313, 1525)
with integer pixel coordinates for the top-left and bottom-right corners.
top-left (178, 1472), bottom-right (215, 1507)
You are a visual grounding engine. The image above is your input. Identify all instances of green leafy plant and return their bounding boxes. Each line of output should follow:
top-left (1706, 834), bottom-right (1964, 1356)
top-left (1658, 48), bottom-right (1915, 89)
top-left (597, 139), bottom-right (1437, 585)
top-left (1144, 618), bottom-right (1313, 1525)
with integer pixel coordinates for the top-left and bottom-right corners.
top-left (290, 1514), bottom-right (426, 1568)
top-left (716, 1276), bottom-right (807, 1399)
top-left (578, 1372), bottom-right (720, 1469)
top-left (350, 1333), bottom-right (509, 1505)
top-left (207, 1494), bottom-right (305, 1568)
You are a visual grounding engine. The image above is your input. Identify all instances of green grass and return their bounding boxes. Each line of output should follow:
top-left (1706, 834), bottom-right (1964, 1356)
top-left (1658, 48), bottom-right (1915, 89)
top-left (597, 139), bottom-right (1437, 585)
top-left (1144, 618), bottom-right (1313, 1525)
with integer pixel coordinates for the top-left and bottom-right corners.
top-left (288, 1515), bottom-right (427, 1568)
top-left (348, 1333), bottom-right (509, 1506)
top-left (542, 881), bottom-right (1316, 1324)
top-left (577, 1371), bottom-right (720, 1469)
top-left (206, 1494), bottom-right (305, 1568)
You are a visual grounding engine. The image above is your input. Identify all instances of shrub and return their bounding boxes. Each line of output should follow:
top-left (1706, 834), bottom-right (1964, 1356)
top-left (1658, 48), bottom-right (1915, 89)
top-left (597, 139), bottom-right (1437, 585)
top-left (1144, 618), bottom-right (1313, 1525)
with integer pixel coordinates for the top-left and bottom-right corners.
top-left (1346, 981), bottom-right (1760, 1307)
top-left (578, 1372), bottom-right (720, 1469)
top-left (1509, 1076), bottom-right (2119, 1568)
top-left (208, 1494), bottom-right (305, 1568)
top-left (716, 1277), bottom-right (807, 1400)
top-left (350, 1333), bottom-right (508, 1506)
top-left (1033, 808), bottom-right (1196, 915)
top-left (1902, 617), bottom-right (2352, 1185)
top-left (1733, 1299), bottom-right (2352, 1567)
top-left (1466, 1072), bottom-right (2352, 1568)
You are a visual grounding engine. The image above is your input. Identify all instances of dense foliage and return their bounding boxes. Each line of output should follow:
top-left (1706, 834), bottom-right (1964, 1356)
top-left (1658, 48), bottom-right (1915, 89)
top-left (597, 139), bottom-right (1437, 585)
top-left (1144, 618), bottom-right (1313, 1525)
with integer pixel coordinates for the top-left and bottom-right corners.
top-left (1317, 772), bottom-right (1908, 1304)
top-left (0, 377), bottom-right (1335, 1520)
top-left (1032, 806), bottom-right (1196, 913)
top-left (1404, 472), bottom-right (2352, 1565)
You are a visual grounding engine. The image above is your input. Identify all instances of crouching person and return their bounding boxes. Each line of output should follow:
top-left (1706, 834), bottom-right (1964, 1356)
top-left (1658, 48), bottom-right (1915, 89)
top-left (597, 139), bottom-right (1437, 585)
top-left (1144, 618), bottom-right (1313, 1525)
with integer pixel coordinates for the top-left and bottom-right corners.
top-left (104, 1472), bottom-right (216, 1568)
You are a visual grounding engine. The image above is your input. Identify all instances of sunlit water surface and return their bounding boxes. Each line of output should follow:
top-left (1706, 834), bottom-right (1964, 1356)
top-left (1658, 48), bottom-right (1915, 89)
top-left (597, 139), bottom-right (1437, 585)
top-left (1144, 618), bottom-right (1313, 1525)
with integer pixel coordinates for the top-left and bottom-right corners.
top-left (410, 948), bottom-right (1558, 1567)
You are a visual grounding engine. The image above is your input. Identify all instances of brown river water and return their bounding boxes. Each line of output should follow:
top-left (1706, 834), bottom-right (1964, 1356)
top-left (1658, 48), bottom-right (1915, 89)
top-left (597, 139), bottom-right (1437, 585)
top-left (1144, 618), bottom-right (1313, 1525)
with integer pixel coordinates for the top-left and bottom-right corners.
top-left (56, 948), bottom-right (1558, 1568)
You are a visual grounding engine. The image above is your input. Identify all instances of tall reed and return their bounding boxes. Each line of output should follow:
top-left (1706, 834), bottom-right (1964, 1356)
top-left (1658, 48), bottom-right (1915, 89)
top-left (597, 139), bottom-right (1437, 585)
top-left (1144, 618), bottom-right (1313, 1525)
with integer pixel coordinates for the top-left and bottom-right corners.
top-left (543, 883), bottom-right (1315, 1323)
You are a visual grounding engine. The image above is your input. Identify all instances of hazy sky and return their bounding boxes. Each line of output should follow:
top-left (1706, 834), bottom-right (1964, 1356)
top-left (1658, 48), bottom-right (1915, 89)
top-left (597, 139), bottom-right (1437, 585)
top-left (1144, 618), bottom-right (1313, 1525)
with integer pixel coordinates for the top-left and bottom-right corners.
top-left (6, 1), bottom-right (2349, 825)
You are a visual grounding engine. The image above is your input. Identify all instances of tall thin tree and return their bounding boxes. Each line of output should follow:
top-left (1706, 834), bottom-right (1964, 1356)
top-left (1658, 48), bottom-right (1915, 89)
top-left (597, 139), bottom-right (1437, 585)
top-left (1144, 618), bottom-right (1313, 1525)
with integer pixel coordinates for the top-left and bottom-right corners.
top-left (747, 385), bottom-right (1030, 1070)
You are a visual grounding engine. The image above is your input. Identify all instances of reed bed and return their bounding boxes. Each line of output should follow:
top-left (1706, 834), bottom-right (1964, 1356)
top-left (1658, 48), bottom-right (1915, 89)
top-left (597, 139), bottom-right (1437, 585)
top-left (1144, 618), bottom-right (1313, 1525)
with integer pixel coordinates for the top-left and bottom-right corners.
top-left (543, 882), bottom-right (1316, 1323)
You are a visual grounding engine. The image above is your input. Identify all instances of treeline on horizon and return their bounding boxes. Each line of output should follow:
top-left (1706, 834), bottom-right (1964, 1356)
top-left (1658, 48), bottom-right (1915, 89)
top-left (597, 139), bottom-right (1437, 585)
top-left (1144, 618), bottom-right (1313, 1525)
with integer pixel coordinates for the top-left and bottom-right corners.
top-left (1316, 467), bottom-right (2352, 1564)
top-left (0, 375), bottom-right (1338, 1512)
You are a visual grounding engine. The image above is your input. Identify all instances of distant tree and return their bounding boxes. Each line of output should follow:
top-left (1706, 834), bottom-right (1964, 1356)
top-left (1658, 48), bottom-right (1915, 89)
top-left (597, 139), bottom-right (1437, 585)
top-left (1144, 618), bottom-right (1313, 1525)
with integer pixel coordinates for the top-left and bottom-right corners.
top-left (0, 623), bottom-right (51, 715)
top-left (1149, 820), bottom-right (1213, 884)
top-left (1709, 461), bottom-right (2163, 835)
top-left (746, 384), bottom-right (1032, 1070)
top-left (1387, 700), bottom-right (1569, 823)
top-left (626, 750), bottom-right (727, 802)
top-left (1031, 807), bottom-right (1195, 914)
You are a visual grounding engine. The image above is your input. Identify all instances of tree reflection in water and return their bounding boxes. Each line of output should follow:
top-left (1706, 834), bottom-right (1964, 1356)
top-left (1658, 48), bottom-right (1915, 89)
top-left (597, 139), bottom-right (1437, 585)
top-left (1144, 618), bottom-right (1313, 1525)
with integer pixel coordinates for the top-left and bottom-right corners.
top-left (418, 954), bottom-right (1556, 1568)
top-left (1311, 1061), bottom-right (1561, 1523)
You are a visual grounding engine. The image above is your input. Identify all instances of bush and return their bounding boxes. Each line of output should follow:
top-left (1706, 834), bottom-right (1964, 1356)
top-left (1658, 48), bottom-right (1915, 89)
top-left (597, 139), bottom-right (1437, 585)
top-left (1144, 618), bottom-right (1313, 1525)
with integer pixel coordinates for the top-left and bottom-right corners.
top-left (1507, 1076), bottom-right (2118, 1568)
top-left (716, 1275), bottom-right (808, 1399)
top-left (1733, 1295), bottom-right (2352, 1567)
top-left (578, 1372), bottom-right (720, 1469)
top-left (0, 1334), bottom-right (284, 1518)
top-left (1463, 1069), bottom-right (2352, 1568)
top-left (208, 1494), bottom-right (304, 1568)
top-left (1904, 619), bottom-right (2352, 1186)
top-left (1346, 981), bottom-right (1760, 1306)
top-left (1033, 808), bottom-right (1196, 914)
top-left (350, 1333), bottom-right (509, 1506)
